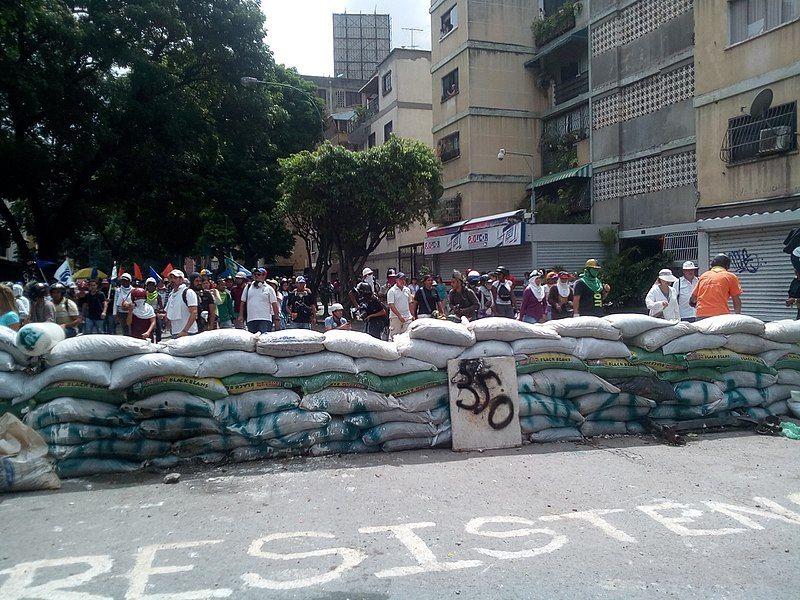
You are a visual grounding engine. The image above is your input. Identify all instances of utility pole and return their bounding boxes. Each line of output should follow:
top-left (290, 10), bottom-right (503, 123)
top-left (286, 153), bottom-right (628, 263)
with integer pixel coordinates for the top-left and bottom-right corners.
top-left (402, 27), bottom-right (423, 49)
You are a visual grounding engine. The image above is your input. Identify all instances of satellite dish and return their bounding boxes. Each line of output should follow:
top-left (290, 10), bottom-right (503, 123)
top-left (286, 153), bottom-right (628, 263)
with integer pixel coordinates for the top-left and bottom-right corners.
top-left (749, 88), bottom-right (773, 120)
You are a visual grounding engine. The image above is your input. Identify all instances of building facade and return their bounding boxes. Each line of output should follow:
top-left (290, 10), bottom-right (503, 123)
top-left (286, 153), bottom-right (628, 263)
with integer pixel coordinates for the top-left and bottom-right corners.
top-left (694, 0), bottom-right (800, 321)
top-left (333, 13), bottom-right (392, 81)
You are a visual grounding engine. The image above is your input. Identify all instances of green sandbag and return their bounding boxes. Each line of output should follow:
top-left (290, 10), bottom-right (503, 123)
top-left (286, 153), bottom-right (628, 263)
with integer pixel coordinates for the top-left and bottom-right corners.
top-left (627, 347), bottom-right (687, 372)
top-left (656, 368), bottom-right (721, 383)
top-left (518, 393), bottom-right (583, 422)
top-left (357, 370), bottom-right (448, 395)
top-left (516, 353), bottom-right (587, 374)
top-left (586, 358), bottom-right (656, 379)
top-left (774, 353), bottom-right (800, 371)
top-left (718, 354), bottom-right (776, 375)
top-left (37, 423), bottom-right (142, 445)
top-left (584, 403), bottom-right (654, 421)
top-left (32, 381), bottom-right (127, 405)
top-left (519, 415), bottom-right (575, 434)
top-left (129, 376), bottom-right (228, 401)
top-left (684, 348), bottom-right (742, 369)
top-left (222, 373), bottom-right (299, 394)
top-left (222, 372), bottom-right (363, 395)
top-left (649, 404), bottom-right (710, 420)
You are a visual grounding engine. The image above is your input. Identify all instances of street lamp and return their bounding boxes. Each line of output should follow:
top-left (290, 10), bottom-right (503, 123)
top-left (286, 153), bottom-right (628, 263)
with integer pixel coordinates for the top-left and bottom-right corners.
top-left (498, 147), bottom-right (537, 266)
top-left (240, 76), bottom-right (325, 139)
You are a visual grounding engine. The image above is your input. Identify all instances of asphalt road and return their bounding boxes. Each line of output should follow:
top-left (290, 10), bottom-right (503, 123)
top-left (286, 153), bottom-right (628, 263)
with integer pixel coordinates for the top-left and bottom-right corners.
top-left (2, 430), bottom-right (799, 599)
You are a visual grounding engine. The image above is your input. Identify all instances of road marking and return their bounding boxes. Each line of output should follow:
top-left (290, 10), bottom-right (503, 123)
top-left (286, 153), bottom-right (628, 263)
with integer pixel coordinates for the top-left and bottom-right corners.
top-left (0, 555), bottom-right (113, 600)
top-left (637, 502), bottom-right (747, 536)
top-left (539, 509), bottom-right (638, 543)
top-left (464, 516), bottom-right (568, 559)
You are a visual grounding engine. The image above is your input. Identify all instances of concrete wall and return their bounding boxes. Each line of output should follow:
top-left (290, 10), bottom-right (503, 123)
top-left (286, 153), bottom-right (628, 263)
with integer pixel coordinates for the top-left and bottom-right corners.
top-left (467, 0), bottom-right (538, 47)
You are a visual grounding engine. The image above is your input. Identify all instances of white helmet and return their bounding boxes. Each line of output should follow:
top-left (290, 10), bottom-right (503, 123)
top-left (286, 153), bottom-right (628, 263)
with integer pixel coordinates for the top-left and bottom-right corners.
top-left (331, 303), bottom-right (344, 312)
top-left (362, 267), bottom-right (373, 276)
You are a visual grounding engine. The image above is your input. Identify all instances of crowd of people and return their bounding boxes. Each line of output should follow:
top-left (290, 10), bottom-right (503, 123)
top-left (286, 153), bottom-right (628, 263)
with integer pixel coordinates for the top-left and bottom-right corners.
top-left (0, 252), bottom-right (752, 342)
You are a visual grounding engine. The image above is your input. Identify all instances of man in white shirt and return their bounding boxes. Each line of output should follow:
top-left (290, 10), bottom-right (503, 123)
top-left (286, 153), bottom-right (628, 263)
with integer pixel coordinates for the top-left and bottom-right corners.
top-left (165, 269), bottom-right (198, 337)
top-left (672, 261), bottom-right (699, 322)
top-left (238, 268), bottom-right (280, 333)
top-left (491, 266), bottom-right (515, 318)
top-left (387, 272), bottom-right (413, 340)
top-left (113, 272), bottom-right (134, 335)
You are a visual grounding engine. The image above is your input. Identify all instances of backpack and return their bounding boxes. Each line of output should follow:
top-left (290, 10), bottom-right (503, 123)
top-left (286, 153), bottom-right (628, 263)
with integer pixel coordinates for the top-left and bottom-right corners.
top-left (497, 281), bottom-right (512, 302)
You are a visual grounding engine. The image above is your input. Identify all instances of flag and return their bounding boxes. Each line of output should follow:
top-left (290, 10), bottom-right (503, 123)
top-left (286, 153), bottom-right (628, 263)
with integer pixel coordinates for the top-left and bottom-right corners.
top-left (54, 259), bottom-right (73, 285)
top-left (225, 256), bottom-right (251, 278)
top-left (36, 259), bottom-right (57, 268)
top-left (162, 263), bottom-right (174, 277)
top-left (90, 265), bottom-right (98, 279)
top-left (133, 263), bottom-right (143, 281)
top-left (110, 262), bottom-right (118, 283)
top-left (148, 267), bottom-right (161, 282)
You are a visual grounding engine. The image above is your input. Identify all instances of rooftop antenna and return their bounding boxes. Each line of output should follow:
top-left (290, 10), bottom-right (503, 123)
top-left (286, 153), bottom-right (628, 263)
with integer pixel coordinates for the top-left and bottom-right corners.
top-left (403, 27), bottom-right (423, 49)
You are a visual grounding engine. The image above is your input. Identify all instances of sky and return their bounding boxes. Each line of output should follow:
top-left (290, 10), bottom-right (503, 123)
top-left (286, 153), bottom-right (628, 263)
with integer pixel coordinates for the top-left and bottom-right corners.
top-left (261, 0), bottom-right (432, 76)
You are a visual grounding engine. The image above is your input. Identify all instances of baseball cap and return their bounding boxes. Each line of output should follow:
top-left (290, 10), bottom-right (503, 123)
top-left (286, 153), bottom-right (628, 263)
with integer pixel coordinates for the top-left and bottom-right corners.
top-left (396, 272), bottom-right (406, 280)
top-left (682, 261), bottom-right (697, 270)
top-left (387, 268), bottom-right (397, 277)
top-left (235, 271), bottom-right (246, 278)
top-left (119, 273), bottom-right (132, 281)
top-left (658, 268), bottom-right (677, 283)
top-left (145, 277), bottom-right (156, 285)
top-left (585, 259), bottom-right (602, 269)
top-left (296, 276), bottom-right (306, 283)
top-left (168, 269), bottom-right (185, 279)
top-left (362, 267), bottom-right (373, 276)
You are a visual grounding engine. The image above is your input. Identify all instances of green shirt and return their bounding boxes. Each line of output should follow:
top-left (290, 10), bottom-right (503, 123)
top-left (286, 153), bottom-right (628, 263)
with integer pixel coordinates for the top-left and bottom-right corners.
top-left (216, 291), bottom-right (235, 322)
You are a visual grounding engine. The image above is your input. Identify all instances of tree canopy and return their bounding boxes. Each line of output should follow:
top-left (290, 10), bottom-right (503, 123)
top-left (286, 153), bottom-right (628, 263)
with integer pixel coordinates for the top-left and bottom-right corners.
top-left (278, 137), bottom-right (443, 295)
top-left (0, 0), bottom-right (322, 269)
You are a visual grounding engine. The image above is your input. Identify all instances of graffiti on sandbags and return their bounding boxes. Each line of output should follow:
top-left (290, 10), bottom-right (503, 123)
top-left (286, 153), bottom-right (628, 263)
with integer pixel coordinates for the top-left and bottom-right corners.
top-left (727, 248), bottom-right (765, 274)
top-left (451, 358), bottom-right (514, 430)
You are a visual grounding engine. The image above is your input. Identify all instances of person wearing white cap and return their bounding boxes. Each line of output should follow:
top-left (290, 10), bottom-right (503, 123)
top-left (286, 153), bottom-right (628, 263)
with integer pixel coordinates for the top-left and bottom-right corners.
top-left (287, 276), bottom-right (316, 329)
top-left (646, 268), bottom-right (680, 321)
top-left (113, 272), bottom-right (134, 335)
top-left (324, 303), bottom-right (351, 331)
top-left (672, 261), bottom-right (699, 322)
top-left (165, 269), bottom-right (199, 337)
top-left (239, 268), bottom-right (280, 333)
top-left (387, 271), bottom-right (413, 339)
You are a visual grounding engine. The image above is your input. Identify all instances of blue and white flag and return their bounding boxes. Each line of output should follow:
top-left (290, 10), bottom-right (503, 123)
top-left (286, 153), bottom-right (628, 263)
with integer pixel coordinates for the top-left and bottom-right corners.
top-left (54, 259), bottom-right (73, 285)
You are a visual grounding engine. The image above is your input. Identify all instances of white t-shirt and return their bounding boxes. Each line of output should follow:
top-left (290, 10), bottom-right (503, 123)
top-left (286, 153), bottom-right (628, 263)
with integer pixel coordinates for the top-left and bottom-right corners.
top-left (165, 285), bottom-right (198, 334)
top-left (113, 285), bottom-right (133, 315)
top-left (672, 276), bottom-right (698, 319)
top-left (242, 282), bottom-right (278, 322)
top-left (387, 284), bottom-right (413, 319)
top-left (492, 280), bottom-right (513, 305)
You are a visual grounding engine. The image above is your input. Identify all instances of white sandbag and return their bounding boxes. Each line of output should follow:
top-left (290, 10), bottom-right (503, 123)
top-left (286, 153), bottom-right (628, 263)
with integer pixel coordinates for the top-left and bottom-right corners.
top-left (214, 389), bottom-right (301, 423)
top-left (355, 356), bottom-right (437, 376)
top-left (580, 420), bottom-right (628, 436)
top-left (171, 434), bottom-right (252, 457)
top-left (716, 371), bottom-right (777, 391)
top-left (323, 329), bottom-right (400, 360)
top-left (109, 354), bottom-right (200, 390)
top-left (56, 458), bottom-right (143, 478)
top-left (789, 391), bottom-right (800, 418)
top-left (227, 409), bottom-right (330, 441)
top-left (764, 320), bottom-right (800, 344)
top-left (256, 329), bottom-right (325, 357)
top-left (571, 392), bottom-right (654, 416)
top-left (16, 322), bottom-right (65, 357)
top-left (161, 329), bottom-right (257, 357)
top-left (777, 369), bottom-right (800, 386)
top-left (521, 370), bottom-right (619, 399)
top-left (36, 423), bottom-right (141, 445)
top-left (766, 400), bottom-right (789, 415)
top-left (723, 333), bottom-right (794, 355)
top-left (661, 333), bottom-right (728, 355)
top-left (693, 314), bottom-right (766, 336)
top-left (407, 319), bottom-right (475, 347)
top-left (603, 314), bottom-right (675, 338)
top-left (545, 316), bottom-right (622, 341)
top-left (362, 421), bottom-right (439, 446)
top-left (394, 333), bottom-right (464, 368)
top-left (0, 414), bottom-right (60, 492)
top-left (760, 349), bottom-right (795, 366)
top-left (268, 419), bottom-right (361, 449)
top-left (300, 387), bottom-right (400, 414)
top-left (196, 351), bottom-right (278, 378)
top-left (511, 337), bottom-right (578, 356)
top-left (47, 335), bottom-right (154, 366)
top-left (573, 338), bottom-right (631, 360)
top-left (380, 429), bottom-right (452, 451)
top-left (673, 381), bottom-right (724, 405)
top-left (20, 361), bottom-right (112, 401)
top-left (520, 415), bottom-right (577, 433)
top-left (274, 352), bottom-right (358, 377)
top-left (628, 321), bottom-right (697, 351)
top-left (120, 392), bottom-right (215, 419)
top-left (48, 439), bottom-right (172, 461)
top-left (0, 327), bottom-right (30, 365)
top-left (0, 350), bottom-right (21, 371)
top-left (0, 371), bottom-right (27, 400)
top-left (584, 403), bottom-right (654, 421)
top-left (25, 398), bottom-right (133, 429)
top-left (344, 405), bottom-right (449, 429)
top-left (468, 318), bottom-right (561, 342)
top-left (457, 340), bottom-right (514, 359)
top-left (392, 385), bottom-right (449, 412)
top-left (530, 427), bottom-right (582, 443)
top-left (764, 384), bottom-right (795, 403)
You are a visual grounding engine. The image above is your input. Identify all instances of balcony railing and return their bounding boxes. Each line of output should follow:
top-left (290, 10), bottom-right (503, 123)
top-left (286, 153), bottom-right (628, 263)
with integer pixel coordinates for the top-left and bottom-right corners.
top-left (347, 98), bottom-right (379, 134)
top-left (554, 71), bottom-right (588, 105)
top-left (532, 3), bottom-right (577, 48)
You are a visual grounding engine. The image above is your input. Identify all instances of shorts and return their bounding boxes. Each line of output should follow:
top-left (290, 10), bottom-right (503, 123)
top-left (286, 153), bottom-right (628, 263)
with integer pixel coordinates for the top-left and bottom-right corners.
top-left (389, 316), bottom-right (410, 340)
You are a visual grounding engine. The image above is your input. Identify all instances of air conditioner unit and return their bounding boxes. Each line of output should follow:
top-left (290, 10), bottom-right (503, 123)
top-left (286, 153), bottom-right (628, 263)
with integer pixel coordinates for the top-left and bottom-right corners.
top-left (758, 126), bottom-right (792, 154)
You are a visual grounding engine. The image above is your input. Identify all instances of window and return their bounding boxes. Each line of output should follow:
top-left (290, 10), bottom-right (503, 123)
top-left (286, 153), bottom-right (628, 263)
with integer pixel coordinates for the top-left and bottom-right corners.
top-left (729, 0), bottom-right (799, 44)
top-left (368, 132), bottom-right (376, 148)
top-left (440, 5), bottom-right (458, 39)
top-left (437, 132), bottom-right (460, 162)
top-left (345, 91), bottom-right (361, 107)
top-left (720, 101), bottom-right (797, 164)
top-left (383, 121), bottom-right (393, 141)
top-left (382, 71), bottom-right (392, 95)
top-left (441, 69), bottom-right (459, 102)
top-left (386, 228), bottom-right (396, 240)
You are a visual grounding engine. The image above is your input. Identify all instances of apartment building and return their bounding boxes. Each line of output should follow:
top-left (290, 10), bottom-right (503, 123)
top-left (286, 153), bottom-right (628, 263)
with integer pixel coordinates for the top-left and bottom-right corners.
top-left (693, 0), bottom-right (800, 320)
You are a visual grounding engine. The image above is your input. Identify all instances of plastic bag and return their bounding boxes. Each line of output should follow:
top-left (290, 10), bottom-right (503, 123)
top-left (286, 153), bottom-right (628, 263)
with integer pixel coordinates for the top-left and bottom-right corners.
top-left (0, 413), bottom-right (60, 492)
top-left (323, 330), bottom-right (401, 360)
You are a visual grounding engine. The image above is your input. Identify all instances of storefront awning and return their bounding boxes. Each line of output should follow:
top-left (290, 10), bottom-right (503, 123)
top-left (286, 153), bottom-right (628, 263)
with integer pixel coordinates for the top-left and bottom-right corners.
top-left (424, 209), bottom-right (525, 255)
top-left (532, 164), bottom-right (592, 188)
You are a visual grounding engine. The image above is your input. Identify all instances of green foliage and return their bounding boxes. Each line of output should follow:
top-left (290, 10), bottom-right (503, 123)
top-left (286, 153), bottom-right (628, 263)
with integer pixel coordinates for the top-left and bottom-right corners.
top-left (603, 247), bottom-right (674, 310)
top-left (599, 227), bottom-right (619, 253)
top-left (278, 137), bottom-right (443, 295)
top-left (531, 1), bottom-right (582, 47)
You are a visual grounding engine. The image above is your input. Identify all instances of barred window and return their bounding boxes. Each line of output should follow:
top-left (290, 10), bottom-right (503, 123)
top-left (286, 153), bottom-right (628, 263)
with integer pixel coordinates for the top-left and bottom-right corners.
top-left (437, 132), bottom-right (461, 162)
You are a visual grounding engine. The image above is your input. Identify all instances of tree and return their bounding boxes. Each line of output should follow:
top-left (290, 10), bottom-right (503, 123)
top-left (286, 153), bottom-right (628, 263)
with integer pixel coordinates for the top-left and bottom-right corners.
top-left (0, 0), bottom-right (321, 267)
top-left (278, 137), bottom-right (443, 300)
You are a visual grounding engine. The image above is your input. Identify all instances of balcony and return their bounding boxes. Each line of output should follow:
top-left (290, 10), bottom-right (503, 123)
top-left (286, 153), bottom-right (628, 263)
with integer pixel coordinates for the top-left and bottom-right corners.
top-left (554, 71), bottom-right (588, 106)
top-left (532, 2), bottom-right (578, 48)
top-left (347, 97), bottom-right (379, 134)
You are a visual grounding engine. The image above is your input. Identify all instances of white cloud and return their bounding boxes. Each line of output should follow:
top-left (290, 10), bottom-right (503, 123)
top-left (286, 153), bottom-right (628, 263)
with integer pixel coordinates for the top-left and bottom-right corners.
top-left (261, 0), bottom-right (431, 76)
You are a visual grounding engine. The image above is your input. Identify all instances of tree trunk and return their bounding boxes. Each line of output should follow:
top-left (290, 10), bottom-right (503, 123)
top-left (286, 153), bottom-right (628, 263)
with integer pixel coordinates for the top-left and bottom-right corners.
top-left (0, 200), bottom-right (32, 262)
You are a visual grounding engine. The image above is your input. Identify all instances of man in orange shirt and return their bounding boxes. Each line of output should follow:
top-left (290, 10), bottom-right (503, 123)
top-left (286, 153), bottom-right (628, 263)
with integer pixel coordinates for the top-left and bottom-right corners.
top-left (690, 254), bottom-right (743, 318)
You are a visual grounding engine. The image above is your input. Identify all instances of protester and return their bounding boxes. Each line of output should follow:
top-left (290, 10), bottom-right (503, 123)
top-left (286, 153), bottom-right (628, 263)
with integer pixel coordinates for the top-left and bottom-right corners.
top-left (414, 274), bottom-right (444, 319)
top-left (287, 276), bottom-right (316, 329)
top-left (191, 273), bottom-right (216, 332)
top-left (230, 271), bottom-right (247, 327)
top-left (50, 283), bottom-right (81, 338)
top-left (356, 281), bottom-right (388, 339)
top-left (548, 271), bottom-right (574, 320)
top-left (448, 270), bottom-right (479, 321)
top-left (239, 268), bottom-right (280, 333)
top-left (279, 278), bottom-right (291, 329)
top-left (143, 278), bottom-right (164, 341)
top-left (80, 279), bottom-right (108, 335)
top-left (672, 261), bottom-right (699, 322)
top-left (408, 277), bottom-right (420, 297)
top-left (572, 259), bottom-right (610, 317)
top-left (473, 273), bottom-right (493, 319)
top-left (27, 282), bottom-right (55, 323)
top-left (519, 270), bottom-right (548, 324)
top-left (165, 269), bottom-right (198, 337)
top-left (379, 269), bottom-right (397, 304)
top-left (786, 270), bottom-right (800, 320)
top-left (113, 273), bottom-right (133, 335)
top-left (387, 272), bottom-right (413, 339)
top-left (214, 277), bottom-right (235, 329)
top-left (13, 283), bottom-right (29, 323)
top-left (127, 288), bottom-right (156, 341)
top-left (646, 269), bottom-right (680, 320)
top-left (691, 253), bottom-right (742, 318)
top-left (349, 267), bottom-right (379, 308)
top-left (0, 284), bottom-right (21, 330)
top-left (324, 303), bottom-right (352, 331)
top-left (435, 275), bottom-right (447, 310)
top-left (491, 266), bottom-right (515, 318)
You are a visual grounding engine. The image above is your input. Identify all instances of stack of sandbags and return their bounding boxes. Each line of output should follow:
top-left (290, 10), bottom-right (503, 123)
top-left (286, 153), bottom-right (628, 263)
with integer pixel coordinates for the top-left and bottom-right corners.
top-left (0, 327), bottom-right (30, 419)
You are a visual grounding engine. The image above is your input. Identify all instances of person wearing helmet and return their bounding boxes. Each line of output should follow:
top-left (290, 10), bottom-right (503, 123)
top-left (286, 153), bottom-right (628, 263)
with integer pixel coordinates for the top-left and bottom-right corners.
top-left (356, 281), bottom-right (387, 338)
top-left (690, 254), bottom-right (742, 318)
top-left (491, 266), bottom-right (515, 318)
top-left (573, 259), bottom-right (611, 317)
top-left (27, 282), bottom-right (55, 324)
top-left (324, 303), bottom-right (351, 331)
top-left (127, 288), bottom-right (156, 341)
top-left (387, 272), bottom-right (413, 338)
top-left (50, 283), bottom-right (81, 338)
